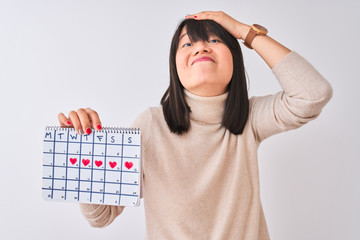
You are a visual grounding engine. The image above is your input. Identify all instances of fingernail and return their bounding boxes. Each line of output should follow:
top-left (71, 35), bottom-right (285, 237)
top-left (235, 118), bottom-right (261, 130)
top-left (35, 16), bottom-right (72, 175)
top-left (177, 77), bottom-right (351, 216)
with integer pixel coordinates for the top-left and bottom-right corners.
top-left (97, 125), bottom-right (102, 130)
top-left (66, 120), bottom-right (71, 125)
top-left (86, 128), bottom-right (92, 135)
top-left (194, 16), bottom-right (197, 18)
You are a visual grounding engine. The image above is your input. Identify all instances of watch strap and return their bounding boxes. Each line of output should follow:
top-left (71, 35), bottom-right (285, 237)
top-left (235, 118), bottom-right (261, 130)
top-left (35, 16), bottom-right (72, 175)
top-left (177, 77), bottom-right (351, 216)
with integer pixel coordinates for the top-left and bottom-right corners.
top-left (243, 28), bottom-right (257, 49)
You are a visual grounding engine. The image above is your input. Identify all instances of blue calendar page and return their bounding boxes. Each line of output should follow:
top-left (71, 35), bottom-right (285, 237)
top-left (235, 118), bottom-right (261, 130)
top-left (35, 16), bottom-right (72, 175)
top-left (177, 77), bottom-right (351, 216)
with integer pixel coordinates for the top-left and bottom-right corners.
top-left (42, 127), bottom-right (141, 207)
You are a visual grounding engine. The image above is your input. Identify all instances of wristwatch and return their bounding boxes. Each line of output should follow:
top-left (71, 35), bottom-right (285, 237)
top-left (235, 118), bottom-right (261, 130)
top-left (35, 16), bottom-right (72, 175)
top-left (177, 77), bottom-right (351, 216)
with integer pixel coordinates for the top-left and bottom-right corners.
top-left (243, 24), bottom-right (268, 49)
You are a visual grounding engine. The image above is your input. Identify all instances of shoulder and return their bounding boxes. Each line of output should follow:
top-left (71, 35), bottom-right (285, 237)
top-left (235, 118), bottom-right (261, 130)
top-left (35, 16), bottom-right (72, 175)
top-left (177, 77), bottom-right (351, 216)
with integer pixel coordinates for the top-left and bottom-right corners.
top-left (131, 107), bottom-right (165, 150)
top-left (131, 107), bottom-right (163, 128)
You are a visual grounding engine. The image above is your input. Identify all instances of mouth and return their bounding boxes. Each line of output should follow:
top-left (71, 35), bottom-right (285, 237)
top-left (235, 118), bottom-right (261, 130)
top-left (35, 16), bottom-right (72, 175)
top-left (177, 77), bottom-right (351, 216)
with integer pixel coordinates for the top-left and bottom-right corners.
top-left (192, 56), bottom-right (215, 65)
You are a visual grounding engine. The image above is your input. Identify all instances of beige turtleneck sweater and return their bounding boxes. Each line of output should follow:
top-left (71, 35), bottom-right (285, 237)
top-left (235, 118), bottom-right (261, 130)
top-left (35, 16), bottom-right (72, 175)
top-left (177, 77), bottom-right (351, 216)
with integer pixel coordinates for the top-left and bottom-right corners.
top-left (79, 51), bottom-right (332, 239)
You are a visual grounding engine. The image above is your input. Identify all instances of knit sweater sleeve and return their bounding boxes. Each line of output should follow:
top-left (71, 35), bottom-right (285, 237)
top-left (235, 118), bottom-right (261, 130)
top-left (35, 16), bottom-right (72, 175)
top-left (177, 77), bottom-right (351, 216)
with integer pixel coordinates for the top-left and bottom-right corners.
top-left (249, 51), bottom-right (333, 142)
top-left (78, 109), bottom-right (152, 228)
top-left (79, 204), bottom-right (124, 228)
top-left (131, 108), bottom-right (153, 199)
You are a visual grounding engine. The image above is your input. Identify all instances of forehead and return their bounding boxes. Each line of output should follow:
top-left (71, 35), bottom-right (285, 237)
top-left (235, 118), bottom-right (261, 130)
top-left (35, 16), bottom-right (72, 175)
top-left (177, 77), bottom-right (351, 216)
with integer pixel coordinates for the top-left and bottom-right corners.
top-left (178, 25), bottom-right (219, 43)
top-left (179, 26), bottom-right (187, 40)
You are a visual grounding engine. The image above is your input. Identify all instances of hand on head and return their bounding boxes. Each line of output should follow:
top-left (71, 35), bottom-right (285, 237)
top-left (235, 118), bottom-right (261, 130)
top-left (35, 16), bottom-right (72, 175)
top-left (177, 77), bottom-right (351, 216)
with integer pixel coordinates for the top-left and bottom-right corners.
top-left (185, 11), bottom-right (250, 40)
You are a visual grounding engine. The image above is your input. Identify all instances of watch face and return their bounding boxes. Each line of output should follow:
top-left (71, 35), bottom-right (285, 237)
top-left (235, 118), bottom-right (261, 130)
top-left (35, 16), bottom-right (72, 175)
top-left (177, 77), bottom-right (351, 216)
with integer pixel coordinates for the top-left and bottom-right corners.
top-left (253, 24), bottom-right (268, 33)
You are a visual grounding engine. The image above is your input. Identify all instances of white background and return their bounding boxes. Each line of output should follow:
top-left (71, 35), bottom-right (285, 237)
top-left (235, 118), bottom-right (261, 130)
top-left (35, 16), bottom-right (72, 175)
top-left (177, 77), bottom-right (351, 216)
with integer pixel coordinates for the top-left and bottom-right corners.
top-left (0, 0), bottom-right (359, 239)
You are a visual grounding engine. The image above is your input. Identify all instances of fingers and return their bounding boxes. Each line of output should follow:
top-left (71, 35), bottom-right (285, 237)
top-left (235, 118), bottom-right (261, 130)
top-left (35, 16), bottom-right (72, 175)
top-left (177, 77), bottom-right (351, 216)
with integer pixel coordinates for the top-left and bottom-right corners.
top-left (76, 108), bottom-right (92, 135)
top-left (59, 108), bottom-right (102, 135)
top-left (58, 113), bottom-right (72, 128)
top-left (185, 11), bottom-right (224, 21)
top-left (185, 11), bottom-right (246, 40)
top-left (69, 110), bottom-right (83, 135)
top-left (85, 108), bottom-right (102, 131)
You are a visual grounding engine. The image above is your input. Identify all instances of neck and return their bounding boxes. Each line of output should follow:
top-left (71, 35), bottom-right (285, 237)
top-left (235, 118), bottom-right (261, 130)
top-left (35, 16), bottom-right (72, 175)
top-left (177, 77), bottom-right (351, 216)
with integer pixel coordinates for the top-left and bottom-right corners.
top-left (185, 86), bottom-right (228, 97)
top-left (184, 89), bottom-right (228, 124)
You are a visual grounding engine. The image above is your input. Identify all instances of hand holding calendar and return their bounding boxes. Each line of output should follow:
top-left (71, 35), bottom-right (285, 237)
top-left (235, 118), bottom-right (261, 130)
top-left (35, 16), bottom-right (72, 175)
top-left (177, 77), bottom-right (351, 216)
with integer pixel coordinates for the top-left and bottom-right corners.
top-left (58, 107), bottom-right (102, 135)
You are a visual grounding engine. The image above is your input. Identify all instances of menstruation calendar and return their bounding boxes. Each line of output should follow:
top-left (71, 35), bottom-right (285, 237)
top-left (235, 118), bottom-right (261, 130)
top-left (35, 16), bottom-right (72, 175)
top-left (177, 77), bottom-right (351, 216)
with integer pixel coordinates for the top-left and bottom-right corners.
top-left (42, 127), bottom-right (141, 207)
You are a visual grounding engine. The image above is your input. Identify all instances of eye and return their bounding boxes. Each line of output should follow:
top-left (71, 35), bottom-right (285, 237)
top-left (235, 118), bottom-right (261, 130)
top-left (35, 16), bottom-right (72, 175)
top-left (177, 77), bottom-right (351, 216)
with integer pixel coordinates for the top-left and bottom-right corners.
top-left (182, 42), bottom-right (192, 48)
top-left (209, 39), bottom-right (221, 43)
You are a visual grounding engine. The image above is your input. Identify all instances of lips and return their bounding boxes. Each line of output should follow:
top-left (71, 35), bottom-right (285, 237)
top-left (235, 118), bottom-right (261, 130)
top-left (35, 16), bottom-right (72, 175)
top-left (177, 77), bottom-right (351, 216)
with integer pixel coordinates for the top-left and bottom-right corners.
top-left (192, 56), bottom-right (215, 65)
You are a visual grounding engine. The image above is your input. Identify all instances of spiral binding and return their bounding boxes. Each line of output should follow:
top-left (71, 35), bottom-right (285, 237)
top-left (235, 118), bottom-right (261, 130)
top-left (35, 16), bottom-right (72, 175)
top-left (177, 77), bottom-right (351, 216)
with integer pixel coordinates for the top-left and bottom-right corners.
top-left (45, 126), bottom-right (140, 134)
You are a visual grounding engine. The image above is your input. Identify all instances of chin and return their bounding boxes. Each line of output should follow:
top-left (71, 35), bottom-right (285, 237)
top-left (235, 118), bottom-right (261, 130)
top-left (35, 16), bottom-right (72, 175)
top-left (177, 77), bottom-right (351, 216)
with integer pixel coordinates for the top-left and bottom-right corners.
top-left (193, 71), bottom-right (217, 82)
top-left (190, 77), bottom-right (215, 87)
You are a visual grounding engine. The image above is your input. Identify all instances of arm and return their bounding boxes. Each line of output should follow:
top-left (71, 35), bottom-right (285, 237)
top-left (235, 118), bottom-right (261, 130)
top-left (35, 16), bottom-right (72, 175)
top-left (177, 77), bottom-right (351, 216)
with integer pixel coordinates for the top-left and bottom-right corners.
top-left (187, 11), bottom-right (333, 141)
top-left (252, 35), bottom-right (291, 69)
top-left (250, 51), bottom-right (333, 141)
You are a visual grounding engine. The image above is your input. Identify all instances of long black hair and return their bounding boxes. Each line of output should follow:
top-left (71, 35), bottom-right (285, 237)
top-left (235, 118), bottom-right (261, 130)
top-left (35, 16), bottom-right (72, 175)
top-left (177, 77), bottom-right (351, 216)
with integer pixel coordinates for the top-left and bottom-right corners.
top-left (161, 19), bottom-right (249, 135)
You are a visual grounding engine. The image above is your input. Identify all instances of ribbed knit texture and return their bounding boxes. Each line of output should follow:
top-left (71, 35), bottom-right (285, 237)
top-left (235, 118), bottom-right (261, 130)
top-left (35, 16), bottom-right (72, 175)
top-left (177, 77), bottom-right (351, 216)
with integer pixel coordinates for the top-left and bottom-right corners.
top-left (79, 51), bottom-right (333, 240)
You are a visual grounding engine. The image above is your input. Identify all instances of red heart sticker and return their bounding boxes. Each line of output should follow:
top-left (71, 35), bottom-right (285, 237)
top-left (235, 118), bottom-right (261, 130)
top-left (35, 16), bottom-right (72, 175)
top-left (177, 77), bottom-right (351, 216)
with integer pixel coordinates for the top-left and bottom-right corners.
top-left (109, 161), bottom-right (117, 168)
top-left (82, 159), bottom-right (90, 166)
top-left (95, 160), bottom-right (103, 167)
top-left (125, 161), bottom-right (133, 169)
top-left (70, 158), bottom-right (77, 165)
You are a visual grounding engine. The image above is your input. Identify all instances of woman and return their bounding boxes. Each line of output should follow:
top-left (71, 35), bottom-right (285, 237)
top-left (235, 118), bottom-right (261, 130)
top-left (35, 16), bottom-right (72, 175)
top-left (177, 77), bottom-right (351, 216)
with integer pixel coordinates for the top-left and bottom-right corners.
top-left (58, 11), bottom-right (332, 240)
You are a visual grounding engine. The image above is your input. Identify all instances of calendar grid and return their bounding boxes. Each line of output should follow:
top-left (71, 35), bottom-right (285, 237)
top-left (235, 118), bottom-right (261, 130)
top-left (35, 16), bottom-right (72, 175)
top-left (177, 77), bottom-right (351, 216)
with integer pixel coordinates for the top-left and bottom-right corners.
top-left (50, 129), bottom-right (56, 199)
top-left (42, 164), bottom-right (139, 172)
top-left (90, 131), bottom-right (95, 202)
top-left (42, 177), bottom-right (139, 186)
top-left (102, 131), bottom-right (108, 203)
top-left (42, 127), bottom-right (141, 206)
top-left (41, 152), bottom-right (140, 159)
top-left (77, 132), bottom-right (83, 201)
top-left (44, 139), bottom-right (138, 146)
top-left (64, 129), bottom-right (70, 200)
top-left (119, 133), bottom-right (124, 204)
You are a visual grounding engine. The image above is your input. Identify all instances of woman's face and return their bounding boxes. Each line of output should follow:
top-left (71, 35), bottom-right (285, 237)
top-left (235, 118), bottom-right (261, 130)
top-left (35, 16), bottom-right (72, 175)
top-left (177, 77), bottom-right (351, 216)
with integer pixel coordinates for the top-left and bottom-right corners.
top-left (175, 26), bottom-right (233, 97)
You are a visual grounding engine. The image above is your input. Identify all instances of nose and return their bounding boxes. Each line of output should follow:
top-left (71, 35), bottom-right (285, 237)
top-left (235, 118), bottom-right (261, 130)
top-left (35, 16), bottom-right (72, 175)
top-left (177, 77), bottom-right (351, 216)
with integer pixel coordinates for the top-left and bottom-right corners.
top-left (193, 41), bottom-right (211, 55)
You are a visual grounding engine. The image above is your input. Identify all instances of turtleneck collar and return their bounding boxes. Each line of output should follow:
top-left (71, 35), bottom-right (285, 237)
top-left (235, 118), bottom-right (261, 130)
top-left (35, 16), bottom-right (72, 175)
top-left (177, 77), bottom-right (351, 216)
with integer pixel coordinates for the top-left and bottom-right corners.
top-left (184, 89), bottom-right (228, 124)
